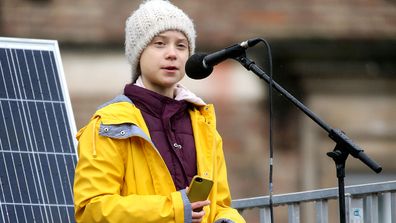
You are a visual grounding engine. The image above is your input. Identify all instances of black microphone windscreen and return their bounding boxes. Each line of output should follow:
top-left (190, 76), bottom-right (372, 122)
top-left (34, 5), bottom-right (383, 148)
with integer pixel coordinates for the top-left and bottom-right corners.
top-left (185, 53), bottom-right (213, 80)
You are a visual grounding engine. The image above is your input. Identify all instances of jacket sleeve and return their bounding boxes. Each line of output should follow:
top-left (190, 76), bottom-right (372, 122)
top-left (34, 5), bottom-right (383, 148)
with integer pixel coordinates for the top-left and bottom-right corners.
top-left (73, 118), bottom-right (192, 223)
top-left (213, 133), bottom-right (246, 223)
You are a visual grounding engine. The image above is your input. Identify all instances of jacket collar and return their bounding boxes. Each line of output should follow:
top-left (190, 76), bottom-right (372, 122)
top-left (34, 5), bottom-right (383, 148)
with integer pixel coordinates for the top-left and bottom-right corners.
top-left (124, 84), bottom-right (189, 119)
top-left (135, 76), bottom-right (206, 106)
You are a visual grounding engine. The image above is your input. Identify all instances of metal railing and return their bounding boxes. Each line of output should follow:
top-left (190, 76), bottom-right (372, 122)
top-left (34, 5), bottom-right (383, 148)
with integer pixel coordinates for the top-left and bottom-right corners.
top-left (232, 180), bottom-right (396, 223)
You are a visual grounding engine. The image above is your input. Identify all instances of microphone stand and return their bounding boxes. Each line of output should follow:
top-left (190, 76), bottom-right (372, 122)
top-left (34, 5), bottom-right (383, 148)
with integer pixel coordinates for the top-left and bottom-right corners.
top-left (233, 54), bottom-right (382, 223)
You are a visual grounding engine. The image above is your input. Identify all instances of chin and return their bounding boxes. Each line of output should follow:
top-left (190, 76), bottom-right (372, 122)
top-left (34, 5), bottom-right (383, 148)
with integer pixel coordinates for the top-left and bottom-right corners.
top-left (161, 76), bottom-right (182, 85)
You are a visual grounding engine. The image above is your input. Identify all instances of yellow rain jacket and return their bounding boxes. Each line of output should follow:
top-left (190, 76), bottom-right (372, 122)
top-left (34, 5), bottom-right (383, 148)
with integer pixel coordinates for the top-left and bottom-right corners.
top-left (74, 95), bottom-right (245, 223)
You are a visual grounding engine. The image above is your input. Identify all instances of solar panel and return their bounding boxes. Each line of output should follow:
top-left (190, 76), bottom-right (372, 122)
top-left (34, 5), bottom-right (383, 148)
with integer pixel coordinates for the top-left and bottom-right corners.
top-left (0, 37), bottom-right (77, 223)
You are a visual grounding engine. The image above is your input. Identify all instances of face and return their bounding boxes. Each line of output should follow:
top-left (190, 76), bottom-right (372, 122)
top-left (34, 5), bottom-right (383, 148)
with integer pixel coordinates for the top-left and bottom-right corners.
top-left (139, 30), bottom-right (189, 97)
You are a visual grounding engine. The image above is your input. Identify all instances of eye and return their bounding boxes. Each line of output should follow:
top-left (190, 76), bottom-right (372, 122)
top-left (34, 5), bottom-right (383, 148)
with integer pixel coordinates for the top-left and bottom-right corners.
top-left (154, 41), bottom-right (165, 47)
top-left (177, 42), bottom-right (188, 50)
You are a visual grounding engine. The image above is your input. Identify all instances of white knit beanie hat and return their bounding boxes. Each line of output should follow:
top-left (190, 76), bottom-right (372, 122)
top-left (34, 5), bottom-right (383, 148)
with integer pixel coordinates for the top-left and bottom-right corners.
top-left (125, 0), bottom-right (196, 82)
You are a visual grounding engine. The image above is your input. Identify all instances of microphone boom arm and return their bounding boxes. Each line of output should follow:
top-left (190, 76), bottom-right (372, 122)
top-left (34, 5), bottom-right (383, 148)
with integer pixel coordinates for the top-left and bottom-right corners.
top-left (234, 55), bottom-right (382, 173)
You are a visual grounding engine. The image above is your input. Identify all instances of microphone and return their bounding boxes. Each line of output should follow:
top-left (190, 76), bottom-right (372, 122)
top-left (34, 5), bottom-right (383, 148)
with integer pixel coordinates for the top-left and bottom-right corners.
top-left (185, 38), bottom-right (261, 79)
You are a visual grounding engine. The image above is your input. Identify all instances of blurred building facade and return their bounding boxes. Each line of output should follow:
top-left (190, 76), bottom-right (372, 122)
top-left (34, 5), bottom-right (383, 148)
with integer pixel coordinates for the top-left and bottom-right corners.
top-left (2, 0), bottom-right (396, 222)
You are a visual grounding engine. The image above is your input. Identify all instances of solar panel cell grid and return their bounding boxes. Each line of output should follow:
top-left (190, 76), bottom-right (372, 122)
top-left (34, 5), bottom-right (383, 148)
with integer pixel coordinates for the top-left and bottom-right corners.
top-left (0, 38), bottom-right (77, 223)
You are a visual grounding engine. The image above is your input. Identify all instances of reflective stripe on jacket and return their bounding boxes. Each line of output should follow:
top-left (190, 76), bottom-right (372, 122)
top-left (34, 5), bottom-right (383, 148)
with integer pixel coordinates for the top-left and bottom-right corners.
top-left (73, 95), bottom-right (245, 223)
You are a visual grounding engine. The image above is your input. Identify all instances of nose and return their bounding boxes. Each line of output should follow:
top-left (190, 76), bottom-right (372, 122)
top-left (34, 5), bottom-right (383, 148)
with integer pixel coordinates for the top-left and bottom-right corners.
top-left (165, 45), bottom-right (177, 60)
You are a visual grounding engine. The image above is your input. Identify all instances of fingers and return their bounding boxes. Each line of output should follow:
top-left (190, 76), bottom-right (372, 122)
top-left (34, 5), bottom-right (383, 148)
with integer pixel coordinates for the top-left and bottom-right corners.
top-left (191, 209), bottom-right (205, 222)
top-left (191, 200), bottom-right (210, 210)
top-left (191, 200), bottom-right (210, 222)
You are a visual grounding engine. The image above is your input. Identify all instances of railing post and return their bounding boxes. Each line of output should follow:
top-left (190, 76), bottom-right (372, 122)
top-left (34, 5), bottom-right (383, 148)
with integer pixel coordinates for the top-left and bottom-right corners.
top-left (391, 192), bottom-right (396, 223)
top-left (364, 194), bottom-right (379, 223)
top-left (288, 203), bottom-right (300, 223)
top-left (259, 207), bottom-right (271, 223)
top-left (315, 200), bottom-right (328, 223)
top-left (345, 193), bottom-right (351, 223)
top-left (349, 196), bottom-right (364, 223)
top-left (379, 192), bottom-right (392, 223)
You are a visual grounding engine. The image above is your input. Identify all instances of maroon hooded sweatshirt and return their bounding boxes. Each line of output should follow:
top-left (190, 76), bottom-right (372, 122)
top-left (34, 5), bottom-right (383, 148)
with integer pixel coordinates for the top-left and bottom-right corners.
top-left (124, 84), bottom-right (197, 190)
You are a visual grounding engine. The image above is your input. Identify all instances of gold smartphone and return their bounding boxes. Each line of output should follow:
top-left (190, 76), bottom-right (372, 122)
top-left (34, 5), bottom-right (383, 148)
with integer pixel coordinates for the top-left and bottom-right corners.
top-left (187, 175), bottom-right (213, 203)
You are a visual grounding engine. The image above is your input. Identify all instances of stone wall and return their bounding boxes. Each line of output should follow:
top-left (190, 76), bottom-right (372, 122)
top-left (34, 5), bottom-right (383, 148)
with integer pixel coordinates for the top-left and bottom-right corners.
top-left (3, 0), bottom-right (396, 45)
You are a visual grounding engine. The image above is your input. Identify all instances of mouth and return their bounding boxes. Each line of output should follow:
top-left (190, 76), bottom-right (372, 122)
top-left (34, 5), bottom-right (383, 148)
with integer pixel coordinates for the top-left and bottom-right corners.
top-left (162, 66), bottom-right (178, 71)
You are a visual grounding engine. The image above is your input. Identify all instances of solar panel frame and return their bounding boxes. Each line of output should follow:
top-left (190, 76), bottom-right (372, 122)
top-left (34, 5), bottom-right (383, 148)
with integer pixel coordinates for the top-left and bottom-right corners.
top-left (0, 37), bottom-right (77, 223)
